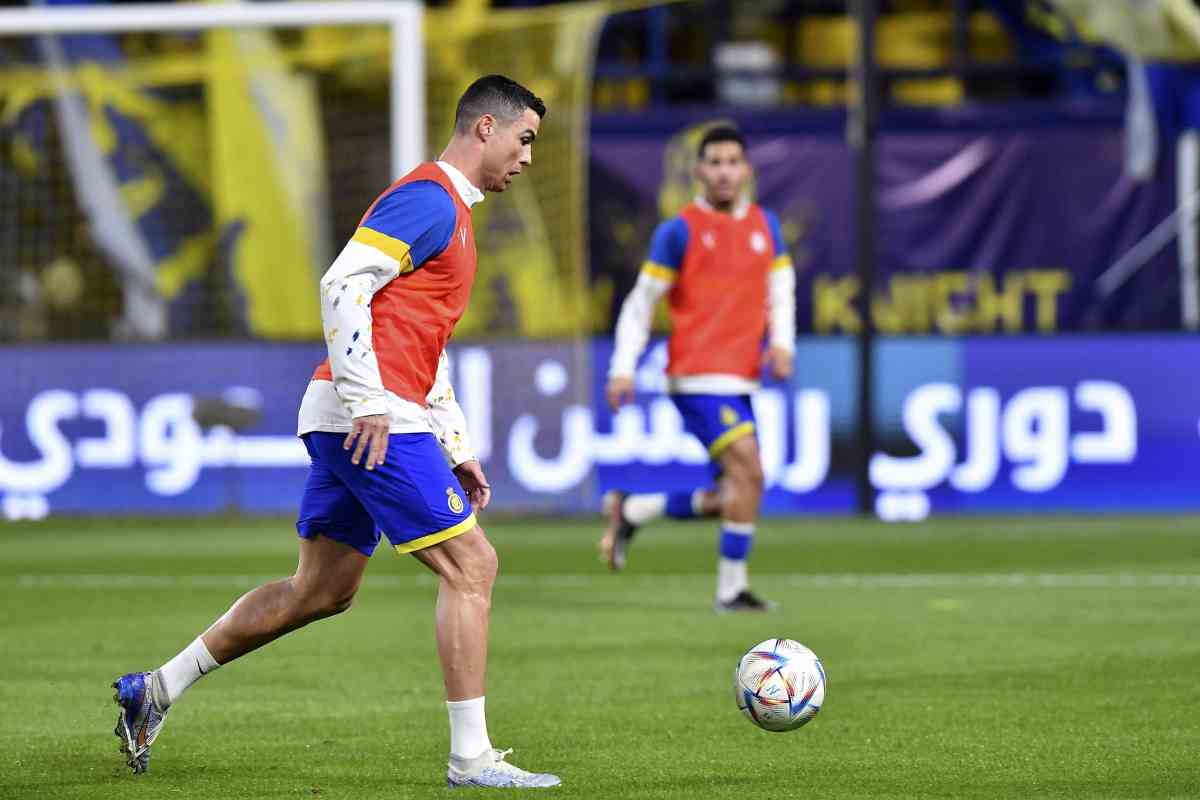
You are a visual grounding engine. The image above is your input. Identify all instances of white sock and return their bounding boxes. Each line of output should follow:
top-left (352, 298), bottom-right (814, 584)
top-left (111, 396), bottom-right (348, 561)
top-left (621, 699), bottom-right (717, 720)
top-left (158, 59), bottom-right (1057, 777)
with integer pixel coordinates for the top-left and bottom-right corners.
top-left (157, 636), bottom-right (220, 708)
top-left (622, 493), bottom-right (667, 526)
top-left (718, 558), bottom-right (749, 602)
top-left (447, 696), bottom-right (492, 760)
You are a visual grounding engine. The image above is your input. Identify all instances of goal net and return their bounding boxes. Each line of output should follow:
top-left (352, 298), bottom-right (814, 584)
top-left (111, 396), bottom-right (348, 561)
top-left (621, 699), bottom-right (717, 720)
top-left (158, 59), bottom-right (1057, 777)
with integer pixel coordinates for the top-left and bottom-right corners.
top-left (0, 1), bottom-right (423, 342)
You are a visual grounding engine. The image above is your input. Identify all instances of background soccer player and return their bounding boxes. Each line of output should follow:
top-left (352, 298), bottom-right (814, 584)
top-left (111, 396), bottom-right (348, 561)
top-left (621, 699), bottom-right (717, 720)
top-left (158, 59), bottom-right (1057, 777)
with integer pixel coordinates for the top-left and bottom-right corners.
top-left (111, 75), bottom-right (561, 789)
top-left (601, 124), bottom-right (796, 613)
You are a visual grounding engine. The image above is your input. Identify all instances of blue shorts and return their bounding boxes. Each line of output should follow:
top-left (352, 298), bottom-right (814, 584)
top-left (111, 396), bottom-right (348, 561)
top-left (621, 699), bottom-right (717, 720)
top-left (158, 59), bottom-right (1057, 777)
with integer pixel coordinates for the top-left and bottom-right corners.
top-left (296, 432), bottom-right (475, 557)
top-left (670, 394), bottom-right (757, 459)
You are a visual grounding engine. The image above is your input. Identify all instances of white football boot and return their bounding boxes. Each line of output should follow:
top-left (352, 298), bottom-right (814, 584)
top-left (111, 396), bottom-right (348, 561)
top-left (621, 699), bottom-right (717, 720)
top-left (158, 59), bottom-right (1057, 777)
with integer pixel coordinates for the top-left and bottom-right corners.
top-left (447, 748), bottom-right (561, 788)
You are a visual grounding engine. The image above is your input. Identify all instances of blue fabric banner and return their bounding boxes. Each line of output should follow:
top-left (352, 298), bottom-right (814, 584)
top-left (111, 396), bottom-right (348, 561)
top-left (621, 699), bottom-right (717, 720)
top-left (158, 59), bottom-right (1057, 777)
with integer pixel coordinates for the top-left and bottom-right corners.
top-left (1, 337), bottom-right (1196, 518)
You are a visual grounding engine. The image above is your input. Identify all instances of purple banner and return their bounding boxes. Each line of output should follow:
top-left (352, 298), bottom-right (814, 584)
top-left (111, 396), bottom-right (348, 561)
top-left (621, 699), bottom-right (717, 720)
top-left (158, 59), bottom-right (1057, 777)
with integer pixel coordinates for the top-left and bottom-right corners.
top-left (590, 106), bottom-right (1180, 333)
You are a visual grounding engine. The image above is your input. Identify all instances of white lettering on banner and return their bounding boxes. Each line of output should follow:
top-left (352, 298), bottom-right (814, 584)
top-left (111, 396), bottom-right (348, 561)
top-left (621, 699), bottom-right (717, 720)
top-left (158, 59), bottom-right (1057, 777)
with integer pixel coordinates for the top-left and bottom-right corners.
top-left (1072, 381), bottom-right (1137, 463)
top-left (0, 390), bottom-right (78, 494)
top-left (875, 490), bottom-right (930, 522)
top-left (140, 394), bottom-right (204, 496)
top-left (2, 492), bottom-right (49, 521)
top-left (753, 390), bottom-right (785, 486)
top-left (457, 348), bottom-right (493, 462)
top-left (0, 388), bottom-right (308, 506)
top-left (0, 348), bottom-right (1142, 515)
top-left (76, 390), bottom-right (137, 468)
top-left (870, 381), bottom-right (1138, 496)
top-left (1003, 388), bottom-right (1069, 492)
top-left (505, 356), bottom-right (832, 495)
top-left (949, 388), bottom-right (1000, 492)
top-left (781, 391), bottom-right (831, 492)
top-left (752, 389), bottom-right (831, 492)
top-left (508, 406), bottom-right (594, 493)
top-left (870, 383), bottom-right (960, 491)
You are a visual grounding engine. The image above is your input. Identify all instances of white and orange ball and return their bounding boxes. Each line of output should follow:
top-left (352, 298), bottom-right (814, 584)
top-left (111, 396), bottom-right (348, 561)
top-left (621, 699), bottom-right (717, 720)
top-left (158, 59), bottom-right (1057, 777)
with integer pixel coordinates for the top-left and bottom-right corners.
top-left (734, 638), bottom-right (825, 732)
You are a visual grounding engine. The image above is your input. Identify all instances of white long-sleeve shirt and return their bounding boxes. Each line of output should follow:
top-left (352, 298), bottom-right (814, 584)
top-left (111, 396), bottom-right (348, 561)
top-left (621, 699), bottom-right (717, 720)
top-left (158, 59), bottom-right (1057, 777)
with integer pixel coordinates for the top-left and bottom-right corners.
top-left (297, 161), bottom-right (483, 467)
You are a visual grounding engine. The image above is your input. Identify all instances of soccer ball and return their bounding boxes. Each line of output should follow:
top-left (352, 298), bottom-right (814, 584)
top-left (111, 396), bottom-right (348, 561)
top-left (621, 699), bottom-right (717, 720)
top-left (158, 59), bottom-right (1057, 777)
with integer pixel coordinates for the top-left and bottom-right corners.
top-left (734, 638), bottom-right (825, 732)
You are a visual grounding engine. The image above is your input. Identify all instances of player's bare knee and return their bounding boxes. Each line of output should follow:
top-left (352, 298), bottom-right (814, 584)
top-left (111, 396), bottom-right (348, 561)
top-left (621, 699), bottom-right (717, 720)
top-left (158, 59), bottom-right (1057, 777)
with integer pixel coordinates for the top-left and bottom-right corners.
top-left (462, 534), bottom-right (499, 593)
top-left (439, 531), bottom-right (497, 598)
top-left (726, 452), bottom-right (764, 493)
top-left (745, 459), bottom-right (765, 490)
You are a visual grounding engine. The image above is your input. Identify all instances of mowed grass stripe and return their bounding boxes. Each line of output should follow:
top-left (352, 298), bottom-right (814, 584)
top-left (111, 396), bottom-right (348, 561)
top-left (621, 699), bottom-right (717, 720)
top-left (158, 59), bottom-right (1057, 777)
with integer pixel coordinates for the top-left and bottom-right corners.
top-left (7, 572), bottom-right (1200, 589)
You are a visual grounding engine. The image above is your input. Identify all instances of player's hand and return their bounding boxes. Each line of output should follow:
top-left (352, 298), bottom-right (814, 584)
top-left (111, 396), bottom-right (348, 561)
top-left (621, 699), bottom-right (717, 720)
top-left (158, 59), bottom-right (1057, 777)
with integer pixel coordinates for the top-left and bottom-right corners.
top-left (454, 459), bottom-right (491, 512)
top-left (606, 376), bottom-right (635, 411)
top-left (344, 413), bottom-right (389, 470)
top-left (764, 347), bottom-right (794, 381)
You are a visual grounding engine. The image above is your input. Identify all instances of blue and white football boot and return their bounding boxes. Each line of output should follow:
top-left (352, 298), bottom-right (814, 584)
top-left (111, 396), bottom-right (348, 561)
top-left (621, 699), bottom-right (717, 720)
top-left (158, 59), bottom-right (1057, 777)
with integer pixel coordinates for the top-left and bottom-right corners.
top-left (112, 671), bottom-right (168, 774)
top-left (447, 748), bottom-right (561, 788)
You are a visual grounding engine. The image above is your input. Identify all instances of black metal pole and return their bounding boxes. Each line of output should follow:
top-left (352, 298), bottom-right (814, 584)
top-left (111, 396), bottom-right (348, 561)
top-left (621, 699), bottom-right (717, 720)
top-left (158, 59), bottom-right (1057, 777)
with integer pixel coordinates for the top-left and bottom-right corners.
top-left (850, 0), bottom-right (879, 516)
top-left (952, 0), bottom-right (971, 75)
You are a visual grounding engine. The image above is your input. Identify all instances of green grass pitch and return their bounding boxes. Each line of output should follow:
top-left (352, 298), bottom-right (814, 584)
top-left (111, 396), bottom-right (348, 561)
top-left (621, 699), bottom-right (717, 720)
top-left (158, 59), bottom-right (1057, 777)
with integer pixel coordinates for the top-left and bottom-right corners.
top-left (2, 515), bottom-right (1199, 799)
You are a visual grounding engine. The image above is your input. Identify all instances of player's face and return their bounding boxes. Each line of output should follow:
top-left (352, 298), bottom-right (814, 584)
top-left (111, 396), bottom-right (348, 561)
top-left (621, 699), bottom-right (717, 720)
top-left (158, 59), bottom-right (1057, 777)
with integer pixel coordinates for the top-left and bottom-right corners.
top-left (695, 141), bottom-right (750, 208)
top-left (482, 107), bottom-right (541, 192)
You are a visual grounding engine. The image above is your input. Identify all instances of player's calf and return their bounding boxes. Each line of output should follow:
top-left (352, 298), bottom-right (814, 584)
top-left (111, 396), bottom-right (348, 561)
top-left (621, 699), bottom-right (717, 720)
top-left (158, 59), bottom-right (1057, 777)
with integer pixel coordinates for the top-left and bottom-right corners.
top-left (292, 577), bottom-right (358, 622)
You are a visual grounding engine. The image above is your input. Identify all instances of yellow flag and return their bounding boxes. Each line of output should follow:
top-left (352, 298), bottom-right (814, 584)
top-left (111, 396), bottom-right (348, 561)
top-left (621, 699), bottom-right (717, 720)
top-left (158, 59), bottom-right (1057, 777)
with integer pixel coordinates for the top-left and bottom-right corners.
top-left (206, 22), bottom-right (327, 337)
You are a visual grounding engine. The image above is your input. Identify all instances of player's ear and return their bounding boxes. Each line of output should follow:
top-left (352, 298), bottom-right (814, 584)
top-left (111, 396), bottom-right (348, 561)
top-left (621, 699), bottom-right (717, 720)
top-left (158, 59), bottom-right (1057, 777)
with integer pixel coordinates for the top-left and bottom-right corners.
top-left (475, 113), bottom-right (496, 141)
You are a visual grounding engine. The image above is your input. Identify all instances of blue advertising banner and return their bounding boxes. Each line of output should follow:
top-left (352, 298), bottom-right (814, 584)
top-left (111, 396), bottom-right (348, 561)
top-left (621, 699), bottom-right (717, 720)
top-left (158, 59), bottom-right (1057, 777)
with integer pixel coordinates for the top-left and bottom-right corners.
top-left (0, 338), bottom-right (1195, 519)
top-left (0, 342), bottom-right (598, 518)
top-left (0, 344), bottom-right (323, 517)
top-left (871, 336), bottom-right (1198, 515)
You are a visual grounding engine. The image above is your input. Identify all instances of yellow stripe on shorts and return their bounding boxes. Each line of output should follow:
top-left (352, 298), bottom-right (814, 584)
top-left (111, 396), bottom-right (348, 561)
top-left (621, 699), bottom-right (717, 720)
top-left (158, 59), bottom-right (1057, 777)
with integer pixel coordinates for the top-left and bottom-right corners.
top-left (393, 513), bottom-right (478, 554)
top-left (709, 422), bottom-right (756, 458)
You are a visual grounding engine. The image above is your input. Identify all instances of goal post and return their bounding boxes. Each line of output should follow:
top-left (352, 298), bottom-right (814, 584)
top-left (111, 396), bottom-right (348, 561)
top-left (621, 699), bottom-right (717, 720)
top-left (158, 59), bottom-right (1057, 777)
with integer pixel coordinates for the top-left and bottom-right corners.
top-left (0, 0), bottom-right (606, 343)
top-left (0, 1), bottom-right (425, 339)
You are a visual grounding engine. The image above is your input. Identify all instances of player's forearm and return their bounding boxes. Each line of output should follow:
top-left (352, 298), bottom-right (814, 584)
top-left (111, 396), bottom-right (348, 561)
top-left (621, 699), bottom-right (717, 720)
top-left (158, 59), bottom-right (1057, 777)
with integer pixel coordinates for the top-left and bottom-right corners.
top-left (609, 273), bottom-right (669, 377)
top-left (319, 243), bottom-right (401, 417)
top-left (427, 351), bottom-right (474, 466)
top-left (767, 266), bottom-right (796, 352)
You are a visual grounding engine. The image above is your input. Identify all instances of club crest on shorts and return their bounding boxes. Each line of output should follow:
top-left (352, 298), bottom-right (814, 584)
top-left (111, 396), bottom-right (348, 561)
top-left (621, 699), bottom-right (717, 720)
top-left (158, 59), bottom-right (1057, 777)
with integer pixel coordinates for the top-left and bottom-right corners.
top-left (720, 404), bottom-right (740, 427)
top-left (446, 487), bottom-right (465, 514)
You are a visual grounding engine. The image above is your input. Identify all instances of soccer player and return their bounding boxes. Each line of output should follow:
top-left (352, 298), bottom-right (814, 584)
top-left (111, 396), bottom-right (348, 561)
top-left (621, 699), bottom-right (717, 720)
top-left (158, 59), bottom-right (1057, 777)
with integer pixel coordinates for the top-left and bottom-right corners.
top-left (111, 75), bottom-right (560, 789)
top-left (600, 125), bottom-right (796, 613)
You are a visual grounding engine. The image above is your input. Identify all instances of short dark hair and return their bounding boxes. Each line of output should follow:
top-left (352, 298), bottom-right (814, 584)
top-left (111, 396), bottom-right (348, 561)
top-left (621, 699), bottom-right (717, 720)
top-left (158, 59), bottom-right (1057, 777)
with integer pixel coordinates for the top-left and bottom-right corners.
top-left (697, 125), bottom-right (746, 159)
top-left (454, 74), bottom-right (546, 133)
